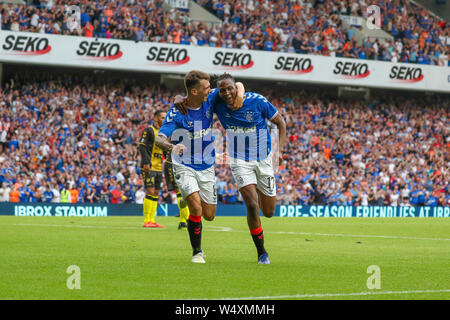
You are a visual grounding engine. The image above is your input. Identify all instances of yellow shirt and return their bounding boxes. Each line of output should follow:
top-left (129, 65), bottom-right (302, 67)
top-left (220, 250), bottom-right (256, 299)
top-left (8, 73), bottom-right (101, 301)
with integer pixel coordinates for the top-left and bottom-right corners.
top-left (139, 125), bottom-right (163, 172)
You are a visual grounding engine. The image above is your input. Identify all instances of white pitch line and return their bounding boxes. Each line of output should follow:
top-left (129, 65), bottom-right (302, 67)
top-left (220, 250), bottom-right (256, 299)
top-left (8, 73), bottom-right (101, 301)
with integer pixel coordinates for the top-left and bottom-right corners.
top-left (207, 226), bottom-right (233, 232)
top-left (208, 229), bottom-right (450, 241)
top-left (10, 223), bottom-right (230, 232)
top-left (8, 223), bottom-right (450, 241)
top-left (267, 230), bottom-right (450, 241)
top-left (219, 289), bottom-right (450, 300)
top-left (12, 223), bottom-right (160, 230)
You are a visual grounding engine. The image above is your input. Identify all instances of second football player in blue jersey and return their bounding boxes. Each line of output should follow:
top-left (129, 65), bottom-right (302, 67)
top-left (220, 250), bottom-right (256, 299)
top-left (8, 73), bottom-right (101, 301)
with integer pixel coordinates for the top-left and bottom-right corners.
top-left (174, 73), bottom-right (287, 265)
top-left (215, 74), bottom-right (287, 265)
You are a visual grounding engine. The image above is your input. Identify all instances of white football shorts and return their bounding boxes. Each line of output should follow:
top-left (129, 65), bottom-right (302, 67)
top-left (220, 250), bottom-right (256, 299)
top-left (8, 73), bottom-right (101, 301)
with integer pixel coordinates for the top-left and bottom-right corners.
top-left (229, 152), bottom-right (276, 197)
top-left (172, 163), bottom-right (217, 204)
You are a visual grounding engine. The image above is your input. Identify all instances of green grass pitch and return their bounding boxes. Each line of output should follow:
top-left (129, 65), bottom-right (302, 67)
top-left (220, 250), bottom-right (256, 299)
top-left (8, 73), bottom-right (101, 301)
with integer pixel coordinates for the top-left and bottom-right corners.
top-left (0, 216), bottom-right (449, 300)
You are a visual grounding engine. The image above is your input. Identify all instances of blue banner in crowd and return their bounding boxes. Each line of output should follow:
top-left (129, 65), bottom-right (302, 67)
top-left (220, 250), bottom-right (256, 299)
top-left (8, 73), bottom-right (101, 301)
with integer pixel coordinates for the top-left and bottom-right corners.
top-left (0, 203), bottom-right (448, 218)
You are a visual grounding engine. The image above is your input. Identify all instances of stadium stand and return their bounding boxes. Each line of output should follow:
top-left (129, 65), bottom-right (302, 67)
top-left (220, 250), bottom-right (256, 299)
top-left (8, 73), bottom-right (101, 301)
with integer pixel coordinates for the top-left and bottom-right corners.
top-left (0, 0), bottom-right (447, 65)
top-left (0, 66), bottom-right (447, 206)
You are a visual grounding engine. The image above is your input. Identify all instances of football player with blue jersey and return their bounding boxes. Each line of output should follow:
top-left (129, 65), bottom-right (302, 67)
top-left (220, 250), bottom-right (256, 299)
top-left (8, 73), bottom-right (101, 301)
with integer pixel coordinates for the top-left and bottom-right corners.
top-left (155, 70), bottom-right (244, 264)
top-left (175, 73), bottom-right (287, 264)
top-left (216, 74), bottom-right (286, 265)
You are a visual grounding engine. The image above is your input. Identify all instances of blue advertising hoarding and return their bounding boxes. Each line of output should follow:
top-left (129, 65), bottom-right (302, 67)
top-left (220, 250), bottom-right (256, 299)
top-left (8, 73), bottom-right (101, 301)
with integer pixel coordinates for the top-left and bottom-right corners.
top-left (0, 203), bottom-right (448, 218)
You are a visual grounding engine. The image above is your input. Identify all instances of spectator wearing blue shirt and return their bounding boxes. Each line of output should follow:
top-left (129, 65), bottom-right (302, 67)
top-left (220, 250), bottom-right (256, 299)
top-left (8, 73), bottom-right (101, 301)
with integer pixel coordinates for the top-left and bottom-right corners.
top-left (264, 37), bottom-right (274, 51)
top-left (214, 0), bottom-right (225, 19)
top-left (9, 135), bottom-right (19, 150)
top-left (334, 150), bottom-right (344, 165)
top-left (391, 25), bottom-right (398, 39)
top-left (43, 186), bottom-right (54, 203)
top-left (423, 51), bottom-right (431, 64)
top-left (347, 28), bottom-right (356, 41)
top-left (122, 184), bottom-right (135, 203)
top-left (417, 190), bottom-right (426, 206)
top-left (358, 48), bottom-right (367, 59)
top-left (409, 188), bottom-right (420, 206)
top-left (417, 52), bottom-right (425, 64)
top-left (299, 189), bottom-right (312, 205)
top-left (19, 185), bottom-right (30, 202)
top-left (80, 12), bottom-right (91, 27)
top-left (426, 194), bottom-right (438, 206)
top-left (224, 183), bottom-right (238, 204)
top-left (29, 186), bottom-right (39, 202)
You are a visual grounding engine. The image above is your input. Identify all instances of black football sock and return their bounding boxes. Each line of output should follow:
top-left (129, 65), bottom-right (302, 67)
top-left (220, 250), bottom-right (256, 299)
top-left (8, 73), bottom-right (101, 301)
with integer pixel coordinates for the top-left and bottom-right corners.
top-left (250, 225), bottom-right (267, 257)
top-left (188, 215), bottom-right (202, 255)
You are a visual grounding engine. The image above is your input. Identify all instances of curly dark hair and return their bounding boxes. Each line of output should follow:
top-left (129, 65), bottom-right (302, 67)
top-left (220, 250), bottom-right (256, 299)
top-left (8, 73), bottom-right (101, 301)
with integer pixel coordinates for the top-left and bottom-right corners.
top-left (211, 73), bottom-right (235, 88)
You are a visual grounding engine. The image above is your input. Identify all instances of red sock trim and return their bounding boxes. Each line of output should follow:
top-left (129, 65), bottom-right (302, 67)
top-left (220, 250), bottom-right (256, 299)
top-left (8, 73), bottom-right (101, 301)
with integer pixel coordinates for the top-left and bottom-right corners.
top-left (250, 225), bottom-right (263, 235)
top-left (189, 215), bottom-right (202, 223)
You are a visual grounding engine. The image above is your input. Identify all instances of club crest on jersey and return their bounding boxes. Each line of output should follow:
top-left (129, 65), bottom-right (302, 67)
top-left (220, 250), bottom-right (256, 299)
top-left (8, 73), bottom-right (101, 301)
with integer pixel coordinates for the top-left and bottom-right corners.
top-left (245, 112), bottom-right (254, 122)
top-left (205, 109), bottom-right (211, 119)
top-left (186, 121), bottom-right (194, 128)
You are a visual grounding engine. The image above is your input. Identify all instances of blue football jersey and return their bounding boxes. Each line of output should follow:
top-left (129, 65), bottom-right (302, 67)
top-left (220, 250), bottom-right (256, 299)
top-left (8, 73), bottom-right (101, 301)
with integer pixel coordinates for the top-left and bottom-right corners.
top-left (214, 92), bottom-right (278, 161)
top-left (159, 90), bottom-right (219, 171)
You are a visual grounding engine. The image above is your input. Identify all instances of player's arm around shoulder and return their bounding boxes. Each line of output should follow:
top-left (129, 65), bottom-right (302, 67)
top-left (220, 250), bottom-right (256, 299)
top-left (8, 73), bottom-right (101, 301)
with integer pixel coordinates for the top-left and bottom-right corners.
top-left (173, 94), bottom-right (188, 114)
top-left (233, 82), bottom-right (245, 109)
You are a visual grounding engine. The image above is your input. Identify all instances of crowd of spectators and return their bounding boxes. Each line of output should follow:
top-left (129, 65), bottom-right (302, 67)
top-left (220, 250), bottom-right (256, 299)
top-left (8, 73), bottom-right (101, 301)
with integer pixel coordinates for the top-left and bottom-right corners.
top-left (264, 87), bottom-right (448, 207)
top-left (197, 0), bottom-right (449, 65)
top-left (0, 0), bottom-right (448, 66)
top-left (0, 69), bottom-right (448, 207)
top-left (0, 70), bottom-right (172, 205)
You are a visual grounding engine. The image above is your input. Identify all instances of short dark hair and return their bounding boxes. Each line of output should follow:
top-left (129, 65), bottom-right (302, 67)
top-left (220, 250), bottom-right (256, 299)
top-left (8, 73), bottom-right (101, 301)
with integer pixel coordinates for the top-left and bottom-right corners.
top-left (215, 73), bottom-right (235, 85)
top-left (184, 70), bottom-right (210, 91)
top-left (154, 110), bottom-right (165, 118)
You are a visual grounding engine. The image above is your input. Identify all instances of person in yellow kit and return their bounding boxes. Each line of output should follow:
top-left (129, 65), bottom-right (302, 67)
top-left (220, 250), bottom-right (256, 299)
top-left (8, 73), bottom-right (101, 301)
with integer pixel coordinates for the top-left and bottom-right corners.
top-left (138, 110), bottom-right (190, 228)
top-left (163, 149), bottom-right (190, 229)
top-left (60, 184), bottom-right (71, 203)
top-left (139, 110), bottom-right (165, 228)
